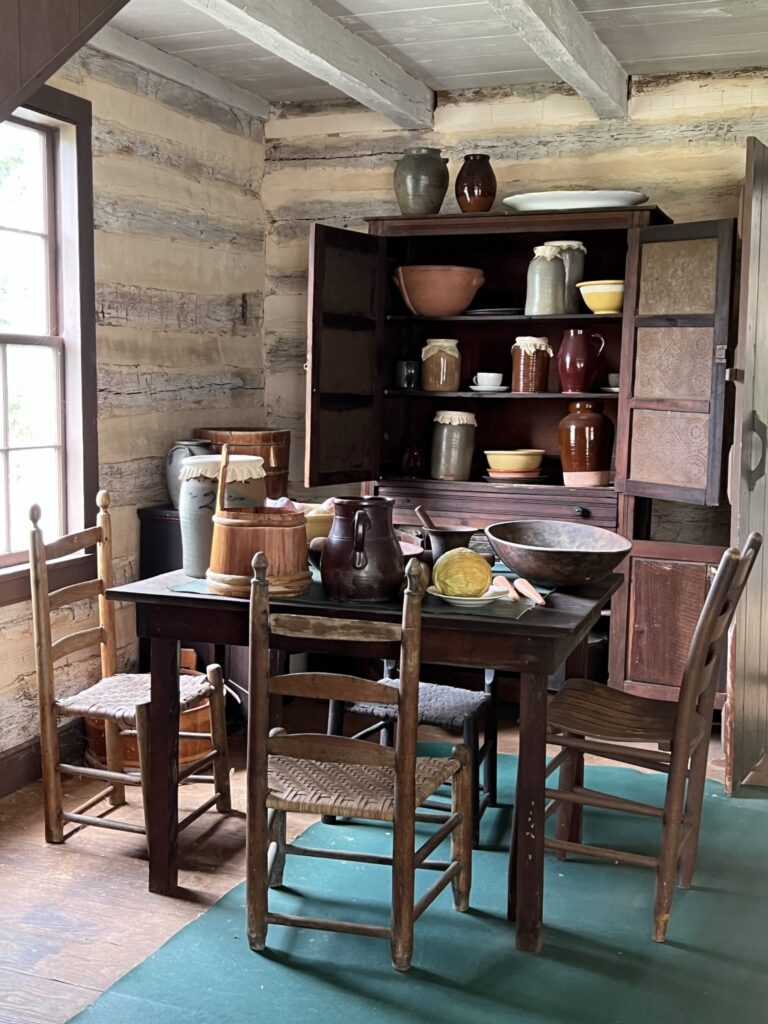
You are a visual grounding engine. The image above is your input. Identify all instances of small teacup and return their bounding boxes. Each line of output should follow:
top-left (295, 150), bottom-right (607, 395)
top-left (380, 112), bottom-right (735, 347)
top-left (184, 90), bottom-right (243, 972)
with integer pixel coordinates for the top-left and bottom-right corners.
top-left (607, 373), bottom-right (620, 388)
top-left (474, 372), bottom-right (503, 386)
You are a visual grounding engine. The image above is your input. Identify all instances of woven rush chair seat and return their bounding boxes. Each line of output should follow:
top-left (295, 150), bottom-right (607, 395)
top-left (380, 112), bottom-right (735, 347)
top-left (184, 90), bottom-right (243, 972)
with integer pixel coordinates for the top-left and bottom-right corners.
top-left (267, 754), bottom-right (460, 821)
top-left (55, 674), bottom-right (215, 730)
top-left (548, 677), bottom-right (678, 743)
top-left (348, 678), bottom-right (490, 730)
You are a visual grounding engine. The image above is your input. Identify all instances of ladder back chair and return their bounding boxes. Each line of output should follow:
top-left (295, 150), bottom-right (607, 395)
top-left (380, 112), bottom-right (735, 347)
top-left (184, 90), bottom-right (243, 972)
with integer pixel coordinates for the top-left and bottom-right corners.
top-left (331, 662), bottom-right (497, 846)
top-left (543, 531), bottom-right (762, 942)
top-left (29, 490), bottom-right (231, 851)
top-left (246, 552), bottom-right (473, 971)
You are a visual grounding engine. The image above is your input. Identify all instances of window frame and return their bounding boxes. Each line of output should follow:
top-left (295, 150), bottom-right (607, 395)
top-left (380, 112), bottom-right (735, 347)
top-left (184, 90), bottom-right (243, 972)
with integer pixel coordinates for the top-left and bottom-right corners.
top-left (0, 85), bottom-right (97, 606)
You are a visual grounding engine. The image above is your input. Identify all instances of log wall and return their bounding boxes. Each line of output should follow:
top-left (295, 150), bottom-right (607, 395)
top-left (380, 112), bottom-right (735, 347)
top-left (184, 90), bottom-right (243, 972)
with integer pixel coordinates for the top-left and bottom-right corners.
top-left (0, 47), bottom-right (265, 759)
top-left (263, 68), bottom-right (768, 494)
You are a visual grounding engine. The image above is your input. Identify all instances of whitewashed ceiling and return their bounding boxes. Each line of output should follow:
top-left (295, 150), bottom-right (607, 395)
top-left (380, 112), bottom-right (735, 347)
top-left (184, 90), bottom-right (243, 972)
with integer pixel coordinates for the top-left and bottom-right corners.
top-left (109, 0), bottom-right (768, 104)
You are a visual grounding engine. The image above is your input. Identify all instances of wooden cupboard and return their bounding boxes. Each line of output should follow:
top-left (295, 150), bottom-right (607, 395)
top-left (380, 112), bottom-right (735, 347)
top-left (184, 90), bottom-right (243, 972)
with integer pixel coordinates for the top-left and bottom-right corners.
top-left (305, 137), bottom-right (768, 791)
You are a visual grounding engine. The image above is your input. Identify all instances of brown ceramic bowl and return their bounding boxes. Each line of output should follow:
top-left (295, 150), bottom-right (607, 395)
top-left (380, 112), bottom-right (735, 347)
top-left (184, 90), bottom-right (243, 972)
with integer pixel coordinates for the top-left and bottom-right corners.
top-left (395, 265), bottom-right (485, 317)
top-left (485, 520), bottom-right (631, 588)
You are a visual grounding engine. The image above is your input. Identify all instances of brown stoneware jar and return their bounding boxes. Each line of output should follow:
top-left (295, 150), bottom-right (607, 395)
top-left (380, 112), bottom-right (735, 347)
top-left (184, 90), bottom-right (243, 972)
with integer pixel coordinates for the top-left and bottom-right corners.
top-left (320, 496), bottom-right (403, 602)
top-left (511, 336), bottom-right (553, 393)
top-left (558, 400), bottom-right (614, 480)
top-left (455, 153), bottom-right (497, 213)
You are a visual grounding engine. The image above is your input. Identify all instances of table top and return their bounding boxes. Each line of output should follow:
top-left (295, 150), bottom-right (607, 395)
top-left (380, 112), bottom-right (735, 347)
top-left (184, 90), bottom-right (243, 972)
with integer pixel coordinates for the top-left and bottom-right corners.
top-left (109, 569), bottom-right (622, 642)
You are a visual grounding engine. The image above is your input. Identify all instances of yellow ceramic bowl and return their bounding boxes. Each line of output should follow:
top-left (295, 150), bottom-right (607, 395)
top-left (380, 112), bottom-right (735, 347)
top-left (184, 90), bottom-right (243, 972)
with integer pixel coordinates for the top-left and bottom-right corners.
top-left (303, 505), bottom-right (335, 542)
top-left (484, 449), bottom-right (545, 472)
top-left (576, 279), bottom-right (625, 315)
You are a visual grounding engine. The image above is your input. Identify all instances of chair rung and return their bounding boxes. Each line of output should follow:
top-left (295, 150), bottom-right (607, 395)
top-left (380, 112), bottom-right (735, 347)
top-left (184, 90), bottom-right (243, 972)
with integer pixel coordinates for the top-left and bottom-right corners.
top-left (415, 813), bottom-right (461, 866)
top-left (178, 751), bottom-right (218, 782)
top-left (553, 733), bottom-right (671, 766)
top-left (545, 785), bottom-right (664, 818)
top-left (287, 844), bottom-right (393, 867)
top-left (178, 792), bottom-right (220, 832)
top-left (545, 836), bottom-right (658, 869)
top-left (69, 786), bottom-right (115, 816)
top-left (178, 732), bottom-right (213, 742)
top-left (413, 862), bottom-right (461, 920)
top-left (183, 774), bottom-right (215, 784)
top-left (59, 763), bottom-right (142, 786)
top-left (267, 911), bottom-right (390, 940)
top-left (63, 811), bottom-right (146, 835)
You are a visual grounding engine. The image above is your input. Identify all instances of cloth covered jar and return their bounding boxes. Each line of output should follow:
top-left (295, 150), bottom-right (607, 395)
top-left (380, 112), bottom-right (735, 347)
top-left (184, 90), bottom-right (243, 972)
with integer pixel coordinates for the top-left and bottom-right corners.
top-left (431, 410), bottom-right (477, 481)
top-left (421, 339), bottom-right (461, 392)
top-left (524, 244), bottom-right (565, 316)
top-left (542, 240), bottom-right (587, 313)
top-left (511, 336), bottom-right (554, 393)
top-left (178, 454), bottom-right (266, 578)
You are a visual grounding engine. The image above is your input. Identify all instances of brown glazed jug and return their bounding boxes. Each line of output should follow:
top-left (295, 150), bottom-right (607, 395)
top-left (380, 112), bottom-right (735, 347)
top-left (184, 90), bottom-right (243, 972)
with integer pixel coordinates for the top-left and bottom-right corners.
top-left (455, 154), bottom-right (497, 213)
top-left (557, 329), bottom-right (605, 393)
top-left (320, 496), bottom-right (403, 602)
top-left (558, 400), bottom-right (614, 478)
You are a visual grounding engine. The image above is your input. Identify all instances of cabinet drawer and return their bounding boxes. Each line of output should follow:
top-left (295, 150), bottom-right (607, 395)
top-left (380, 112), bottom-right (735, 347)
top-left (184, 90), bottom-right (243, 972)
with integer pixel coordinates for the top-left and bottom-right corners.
top-left (375, 480), bottom-right (618, 530)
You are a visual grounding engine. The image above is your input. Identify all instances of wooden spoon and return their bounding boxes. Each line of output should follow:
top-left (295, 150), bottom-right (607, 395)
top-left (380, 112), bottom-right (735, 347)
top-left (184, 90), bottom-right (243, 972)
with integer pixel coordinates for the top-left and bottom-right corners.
top-left (415, 505), bottom-right (437, 531)
top-left (512, 577), bottom-right (546, 605)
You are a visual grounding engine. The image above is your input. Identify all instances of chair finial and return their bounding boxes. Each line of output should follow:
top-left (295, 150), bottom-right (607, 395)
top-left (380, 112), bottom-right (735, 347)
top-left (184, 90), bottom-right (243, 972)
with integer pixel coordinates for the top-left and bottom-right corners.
top-left (30, 504), bottom-right (42, 527)
top-left (404, 557), bottom-right (425, 596)
top-left (252, 551), bottom-right (269, 582)
top-left (96, 489), bottom-right (111, 511)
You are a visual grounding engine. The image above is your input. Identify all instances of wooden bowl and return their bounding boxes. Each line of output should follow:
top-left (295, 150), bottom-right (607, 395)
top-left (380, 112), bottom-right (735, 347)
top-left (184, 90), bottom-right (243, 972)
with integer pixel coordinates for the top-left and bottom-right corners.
top-left (485, 449), bottom-right (545, 472)
top-left (485, 520), bottom-right (631, 587)
top-left (395, 265), bottom-right (485, 316)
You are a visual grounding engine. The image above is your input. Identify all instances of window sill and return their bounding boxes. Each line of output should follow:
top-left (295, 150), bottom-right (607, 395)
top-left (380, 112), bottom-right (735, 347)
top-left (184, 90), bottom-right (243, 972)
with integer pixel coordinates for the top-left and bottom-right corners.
top-left (0, 552), bottom-right (96, 607)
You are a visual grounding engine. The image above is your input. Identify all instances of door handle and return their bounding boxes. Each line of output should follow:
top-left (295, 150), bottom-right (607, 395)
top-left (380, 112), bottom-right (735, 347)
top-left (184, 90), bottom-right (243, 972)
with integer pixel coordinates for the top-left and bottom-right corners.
top-left (746, 410), bottom-right (767, 492)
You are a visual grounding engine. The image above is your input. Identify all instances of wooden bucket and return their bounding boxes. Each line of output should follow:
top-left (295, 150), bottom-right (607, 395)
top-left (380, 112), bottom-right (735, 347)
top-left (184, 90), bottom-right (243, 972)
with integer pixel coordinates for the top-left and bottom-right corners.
top-left (194, 428), bottom-right (290, 499)
top-left (206, 446), bottom-right (310, 598)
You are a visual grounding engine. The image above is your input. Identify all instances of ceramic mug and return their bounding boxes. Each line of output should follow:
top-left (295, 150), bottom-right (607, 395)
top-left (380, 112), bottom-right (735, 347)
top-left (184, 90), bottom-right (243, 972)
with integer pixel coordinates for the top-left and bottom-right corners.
top-left (607, 373), bottom-right (620, 388)
top-left (474, 372), bottom-right (503, 386)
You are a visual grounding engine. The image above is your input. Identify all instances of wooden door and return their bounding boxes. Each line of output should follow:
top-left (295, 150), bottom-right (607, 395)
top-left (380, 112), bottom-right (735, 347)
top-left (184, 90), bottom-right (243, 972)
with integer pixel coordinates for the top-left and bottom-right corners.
top-left (305, 225), bottom-right (384, 488)
top-left (615, 220), bottom-right (735, 506)
top-left (727, 137), bottom-right (768, 792)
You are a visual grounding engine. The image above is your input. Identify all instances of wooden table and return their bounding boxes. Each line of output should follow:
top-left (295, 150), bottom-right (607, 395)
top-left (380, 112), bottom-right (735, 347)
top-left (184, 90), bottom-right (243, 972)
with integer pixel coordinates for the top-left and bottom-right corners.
top-left (108, 569), bottom-right (621, 952)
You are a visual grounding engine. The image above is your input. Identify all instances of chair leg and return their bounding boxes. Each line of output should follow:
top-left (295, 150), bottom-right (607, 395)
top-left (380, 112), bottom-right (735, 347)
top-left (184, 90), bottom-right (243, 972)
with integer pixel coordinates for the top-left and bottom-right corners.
top-left (451, 747), bottom-right (472, 912)
top-left (483, 669), bottom-right (498, 808)
top-left (104, 720), bottom-right (126, 807)
top-left (653, 764), bottom-right (687, 943)
top-left (323, 700), bottom-right (347, 824)
top-left (207, 665), bottom-right (231, 813)
top-left (247, 803), bottom-right (270, 952)
top-left (269, 809), bottom-right (287, 888)
top-left (391, 814), bottom-right (416, 971)
top-left (135, 703), bottom-right (152, 857)
top-left (39, 705), bottom-right (65, 844)
top-left (554, 748), bottom-right (584, 860)
top-left (462, 714), bottom-right (481, 846)
top-left (678, 736), bottom-right (710, 889)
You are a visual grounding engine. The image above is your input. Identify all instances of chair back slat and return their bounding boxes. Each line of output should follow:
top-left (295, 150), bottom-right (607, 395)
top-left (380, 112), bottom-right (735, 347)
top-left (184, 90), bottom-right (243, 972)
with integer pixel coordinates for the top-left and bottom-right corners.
top-left (44, 526), bottom-right (102, 561)
top-left (268, 733), bottom-right (396, 767)
top-left (51, 626), bottom-right (106, 663)
top-left (676, 532), bottom-right (762, 742)
top-left (48, 578), bottom-right (104, 611)
top-left (269, 613), bottom-right (402, 645)
top-left (269, 672), bottom-right (399, 706)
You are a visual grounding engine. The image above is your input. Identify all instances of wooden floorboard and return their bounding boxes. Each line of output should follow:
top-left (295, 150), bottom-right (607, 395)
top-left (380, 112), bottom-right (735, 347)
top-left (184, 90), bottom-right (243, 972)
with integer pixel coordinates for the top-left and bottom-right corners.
top-left (0, 707), bottom-right (725, 1023)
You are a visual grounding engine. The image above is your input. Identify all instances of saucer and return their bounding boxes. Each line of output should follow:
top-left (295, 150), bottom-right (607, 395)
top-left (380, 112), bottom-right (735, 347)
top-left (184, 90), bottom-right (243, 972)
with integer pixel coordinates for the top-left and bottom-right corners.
top-left (601, 386), bottom-right (620, 393)
top-left (465, 307), bottom-right (523, 316)
top-left (470, 385), bottom-right (508, 392)
top-left (482, 473), bottom-right (547, 483)
top-left (427, 585), bottom-right (505, 608)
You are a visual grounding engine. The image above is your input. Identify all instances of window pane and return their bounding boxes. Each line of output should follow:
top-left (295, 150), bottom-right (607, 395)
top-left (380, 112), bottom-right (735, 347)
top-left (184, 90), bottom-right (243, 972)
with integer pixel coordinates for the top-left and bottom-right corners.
top-left (8, 447), bottom-right (61, 553)
top-left (0, 230), bottom-right (49, 334)
top-left (0, 122), bottom-right (46, 233)
top-left (6, 344), bottom-right (60, 446)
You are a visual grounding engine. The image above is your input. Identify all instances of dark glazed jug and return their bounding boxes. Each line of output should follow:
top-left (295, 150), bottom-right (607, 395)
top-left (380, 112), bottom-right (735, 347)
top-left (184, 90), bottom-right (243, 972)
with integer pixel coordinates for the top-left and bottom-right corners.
top-left (320, 496), bottom-right (403, 602)
top-left (557, 329), bottom-right (605, 393)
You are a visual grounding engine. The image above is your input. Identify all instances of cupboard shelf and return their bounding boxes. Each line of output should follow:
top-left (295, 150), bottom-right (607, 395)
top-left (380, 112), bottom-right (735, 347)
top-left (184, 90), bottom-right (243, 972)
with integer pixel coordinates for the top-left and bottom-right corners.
top-left (386, 313), bottom-right (623, 323)
top-left (383, 389), bottom-right (619, 399)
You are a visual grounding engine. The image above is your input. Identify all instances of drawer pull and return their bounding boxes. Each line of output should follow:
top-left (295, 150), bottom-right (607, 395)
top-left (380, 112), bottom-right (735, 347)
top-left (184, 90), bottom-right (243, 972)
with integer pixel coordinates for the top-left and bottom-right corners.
top-left (571, 505), bottom-right (586, 518)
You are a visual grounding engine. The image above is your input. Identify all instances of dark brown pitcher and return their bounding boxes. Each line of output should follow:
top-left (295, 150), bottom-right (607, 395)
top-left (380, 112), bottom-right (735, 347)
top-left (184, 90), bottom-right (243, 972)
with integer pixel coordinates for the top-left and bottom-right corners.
top-left (320, 496), bottom-right (403, 602)
top-left (557, 329), bottom-right (605, 393)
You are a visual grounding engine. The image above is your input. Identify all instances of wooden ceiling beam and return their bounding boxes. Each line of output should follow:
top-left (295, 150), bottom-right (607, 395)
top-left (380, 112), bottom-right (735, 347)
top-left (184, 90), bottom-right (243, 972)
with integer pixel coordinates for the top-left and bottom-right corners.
top-left (488, 0), bottom-right (628, 119)
top-left (180, 0), bottom-right (435, 128)
top-left (90, 26), bottom-right (271, 121)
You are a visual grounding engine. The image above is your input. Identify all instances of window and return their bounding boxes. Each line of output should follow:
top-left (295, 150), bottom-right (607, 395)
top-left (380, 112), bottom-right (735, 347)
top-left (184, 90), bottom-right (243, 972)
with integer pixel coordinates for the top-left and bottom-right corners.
top-left (0, 86), bottom-right (97, 604)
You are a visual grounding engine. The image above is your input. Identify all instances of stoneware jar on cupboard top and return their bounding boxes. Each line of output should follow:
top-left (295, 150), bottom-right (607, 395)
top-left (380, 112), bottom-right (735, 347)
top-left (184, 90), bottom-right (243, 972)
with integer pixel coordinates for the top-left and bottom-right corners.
top-left (455, 153), bottom-right (497, 213)
top-left (393, 147), bottom-right (449, 216)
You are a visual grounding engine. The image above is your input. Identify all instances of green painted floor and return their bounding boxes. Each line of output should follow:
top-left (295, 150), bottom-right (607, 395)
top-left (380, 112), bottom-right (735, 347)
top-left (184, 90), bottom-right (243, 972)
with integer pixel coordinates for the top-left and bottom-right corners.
top-left (71, 756), bottom-right (768, 1024)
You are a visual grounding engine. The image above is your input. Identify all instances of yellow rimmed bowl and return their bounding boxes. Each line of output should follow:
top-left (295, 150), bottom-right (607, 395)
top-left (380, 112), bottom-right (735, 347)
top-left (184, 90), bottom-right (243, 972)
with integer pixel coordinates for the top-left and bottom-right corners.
top-left (484, 449), bottom-right (545, 473)
top-left (576, 279), bottom-right (625, 315)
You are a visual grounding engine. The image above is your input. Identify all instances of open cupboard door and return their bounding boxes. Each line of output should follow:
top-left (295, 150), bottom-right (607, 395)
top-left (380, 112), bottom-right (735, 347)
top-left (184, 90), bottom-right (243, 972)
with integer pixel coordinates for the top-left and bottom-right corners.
top-left (305, 225), bottom-right (384, 488)
top-left (615, 220), bottom-right (735, 506)
top-left (726, 137), bottom-right (768, 793)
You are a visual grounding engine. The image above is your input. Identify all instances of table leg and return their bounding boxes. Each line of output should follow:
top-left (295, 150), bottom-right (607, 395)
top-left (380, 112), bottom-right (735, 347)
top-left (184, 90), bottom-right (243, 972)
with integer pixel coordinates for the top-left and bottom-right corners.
top-left (148, 637), bottom-right (180, 895)
top-left (508, 671), bottom-right (547, 952)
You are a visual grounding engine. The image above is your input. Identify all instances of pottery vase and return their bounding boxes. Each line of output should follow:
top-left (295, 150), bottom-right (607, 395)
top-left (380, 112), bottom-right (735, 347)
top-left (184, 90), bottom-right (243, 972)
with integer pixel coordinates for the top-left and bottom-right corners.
top-left (320, 496), bottom-right (403, 602)
top-left (393, 147), bottom-right (449, 216)
top-left (558, 400), bottom-right (614, 487)
top-left (557, 329), bottom-right (605, 393)
top-left (455, 153), bottom-right (497, 213)
top-left (166, 440), bottom-right (213, 508)
top-left (544, 240), bottom-right (586, 313)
